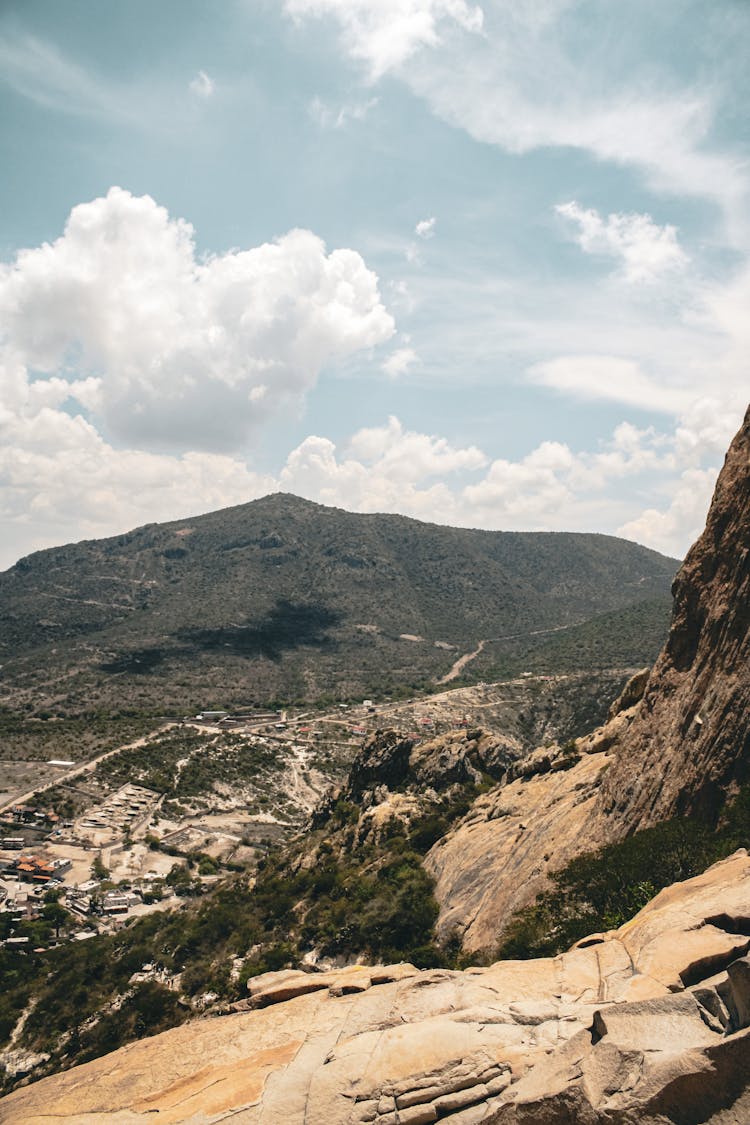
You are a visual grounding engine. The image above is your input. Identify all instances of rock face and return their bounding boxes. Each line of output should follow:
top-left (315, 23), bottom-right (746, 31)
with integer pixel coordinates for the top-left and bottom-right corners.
top-left (425, 407), bottom-right (750, 950)
top-left (598, 404), bottom-right (750, 830)
top-left (344, 728), bottom-right (525, 806)
top-left (424, 706), bottom-right (637, 952)
top-left (4, 850), bottom-right (750, 1124)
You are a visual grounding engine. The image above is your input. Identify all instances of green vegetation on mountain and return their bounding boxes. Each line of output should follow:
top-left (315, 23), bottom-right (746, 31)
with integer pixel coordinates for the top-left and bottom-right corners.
top-left (498, 783), bottom-right (750, 960)
top-left (0, 735), bottom-right (490, 1088)
top-left (3, 729), bottom-right (749, 1094)
top-left (0, 493), bottom-right (677, 714)
top-left (467, 597), bottom-right (673, 684)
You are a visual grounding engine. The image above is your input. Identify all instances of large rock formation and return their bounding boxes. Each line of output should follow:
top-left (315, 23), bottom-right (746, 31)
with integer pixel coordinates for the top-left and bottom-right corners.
top-left (597, 405), bottom-right (750, 829)
top-left (423, 717), bottom-right (627, 952)
top-left (425, 406), bottom-right (750, 950)
top-left (3, 850), bottom-right (750, 1124)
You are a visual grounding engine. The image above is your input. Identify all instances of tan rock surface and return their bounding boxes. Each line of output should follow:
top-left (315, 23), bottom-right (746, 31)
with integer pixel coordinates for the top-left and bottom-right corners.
top-left (4, 850), bottom-right (750, 1125)
top-left (423, 712), bottom-right (633, 952)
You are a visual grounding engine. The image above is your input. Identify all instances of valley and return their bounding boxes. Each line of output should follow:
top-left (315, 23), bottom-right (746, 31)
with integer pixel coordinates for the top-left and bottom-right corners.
top-left (0, 666), bottom-right (635, 952)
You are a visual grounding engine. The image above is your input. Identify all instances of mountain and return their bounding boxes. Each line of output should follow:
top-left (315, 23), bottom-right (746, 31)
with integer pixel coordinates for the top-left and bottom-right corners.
top-left (0, 494), bottom-right (677, 714)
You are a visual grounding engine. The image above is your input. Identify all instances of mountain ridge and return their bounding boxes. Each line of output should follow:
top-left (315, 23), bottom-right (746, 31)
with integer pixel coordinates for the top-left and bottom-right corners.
top-left (0, 493), bottom-right (678, 714)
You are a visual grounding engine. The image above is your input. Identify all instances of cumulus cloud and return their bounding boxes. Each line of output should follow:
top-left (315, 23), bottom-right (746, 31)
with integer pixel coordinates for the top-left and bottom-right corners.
top-left (275, 409), bottom-right (739, 560)
top-left (189, 70), bottom-right (215, 97)
top-left (0, 187), bottom-right (394, 452)
top-left (0, 398), bottom-right (275, 565)
top-left (617, 467), bottom-right (720, 558)
top-left (1, 394), bottom-right (741, 568)
top-left (463, 441), bottom-right (575, 520)
top-left (285, 0), bottom-right (484, 80)
top-left (279, 416), bottom-right (484, 519)
top-left (556, 201), bottom-right (689, 283)
top-left (415, 216), bottom-right (436, 239)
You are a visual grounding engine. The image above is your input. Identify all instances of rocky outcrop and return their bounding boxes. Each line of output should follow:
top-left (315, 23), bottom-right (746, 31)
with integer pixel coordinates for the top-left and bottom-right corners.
top-left (424, 406), bottom-right (750, 950)
top-left (343, 728), bottom-right (524, 806)
top-left (424, 704), bottom-right (639, 952)
top-left (597, 405), bottom-right (750, 830)
top-left (4, 850), bottom-right (750, 1124)
top-left (312, 727), bottom-right (524, 842)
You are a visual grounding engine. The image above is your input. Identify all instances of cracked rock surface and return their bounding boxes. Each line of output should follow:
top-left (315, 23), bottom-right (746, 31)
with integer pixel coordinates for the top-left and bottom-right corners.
top-left (3, 849), bottom-right (750, 1124)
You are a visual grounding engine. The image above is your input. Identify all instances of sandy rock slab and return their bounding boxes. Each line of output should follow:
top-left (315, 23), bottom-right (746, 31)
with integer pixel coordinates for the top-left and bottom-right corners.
top-left (3, 851), bottom-right (750, 1125)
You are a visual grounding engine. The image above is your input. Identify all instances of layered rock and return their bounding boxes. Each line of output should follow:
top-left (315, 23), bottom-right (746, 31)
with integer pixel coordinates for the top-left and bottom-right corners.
top-left (4, 850), bottom-right (750, 1124)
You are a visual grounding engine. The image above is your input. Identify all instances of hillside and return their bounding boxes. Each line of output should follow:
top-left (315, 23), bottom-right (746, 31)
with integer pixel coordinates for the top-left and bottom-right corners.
top-left (0, 494), bottom-right (677, 714)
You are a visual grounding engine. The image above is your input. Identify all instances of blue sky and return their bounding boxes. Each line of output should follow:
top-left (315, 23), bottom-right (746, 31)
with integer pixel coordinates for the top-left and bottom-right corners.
top-left (0, 0), bottom-right (748, 568)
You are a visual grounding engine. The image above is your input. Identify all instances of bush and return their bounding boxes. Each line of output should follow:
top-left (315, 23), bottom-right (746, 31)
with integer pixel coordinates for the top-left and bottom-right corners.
top-left (498, 788), bottom-right (750, 961)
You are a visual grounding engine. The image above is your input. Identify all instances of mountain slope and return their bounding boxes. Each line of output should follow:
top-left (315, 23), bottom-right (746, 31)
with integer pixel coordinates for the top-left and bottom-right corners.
top-left (423, 405), bottom-right (750, 950)
top-left (597, 405), bottom-right (750, 828)
top-left (0, 494), bottom-right (677, 712)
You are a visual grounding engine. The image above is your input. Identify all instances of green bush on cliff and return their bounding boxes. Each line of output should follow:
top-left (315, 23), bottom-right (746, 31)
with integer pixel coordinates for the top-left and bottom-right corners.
top-left (498, 784), bottom-right (750, 960)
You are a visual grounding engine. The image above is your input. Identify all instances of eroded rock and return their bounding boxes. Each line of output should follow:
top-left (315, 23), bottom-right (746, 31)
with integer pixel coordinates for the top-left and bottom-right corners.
top-left (4, 851), bottom-right (750, 1125)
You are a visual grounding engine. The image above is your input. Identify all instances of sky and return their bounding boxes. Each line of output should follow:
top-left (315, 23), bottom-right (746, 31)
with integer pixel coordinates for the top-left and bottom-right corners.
top-left (1, 0), bottom-right (748, 570)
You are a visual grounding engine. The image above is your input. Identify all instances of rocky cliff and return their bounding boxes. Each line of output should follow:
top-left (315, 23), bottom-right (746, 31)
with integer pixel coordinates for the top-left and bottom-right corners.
top-left (597, 405), bottom-right (750, 830)
top-left (4, 850), bottom-right (750, 1123)
top-left (423, 406), bottom-right (750, 950)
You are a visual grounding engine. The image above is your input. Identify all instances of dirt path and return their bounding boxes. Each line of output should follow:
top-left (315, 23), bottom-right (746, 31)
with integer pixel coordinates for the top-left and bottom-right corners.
top-left (0, 725), bottom-right (172, 814)
top-left (437, 639), bottom-right (487, 685)
top-left (435, 620), bottom-right (585, 687)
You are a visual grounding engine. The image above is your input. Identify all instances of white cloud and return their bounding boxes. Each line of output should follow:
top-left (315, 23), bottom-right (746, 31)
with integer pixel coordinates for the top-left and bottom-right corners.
top-left (462, 440), bottom-right (575, 520)
top-left (528, 355), bottom-right (695, 415)
top-left (0, 187), bottom-right (394, 453)
top-left (407, 22), bottom-right (747, 214)
top-left (279, 416), bottom-right (485, 519)
top-left (617, 466), bottom-right (719, 558)
top-left (0, 32), bottom-right (129, 120)
top-left (287, 3), bottom-right (746, 214)
top-left (2, 396), bottom-right (742, 568)
top-left (556, 201), bottom-right (689, 283)
top-left (285, 0), bottom-right (484, 80)
top-left (309, 94), bottom-right (378, 128)
top-left (415, 216), bottom-right (436, 239)
top-left (189, 70), bottom-right (215, 97)
top-left (0, 401), bottom-right (275, 566)
top-left (382, 346), bottom-right (418, 377)
top-left (276, 409), bottom-right (738, 559)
